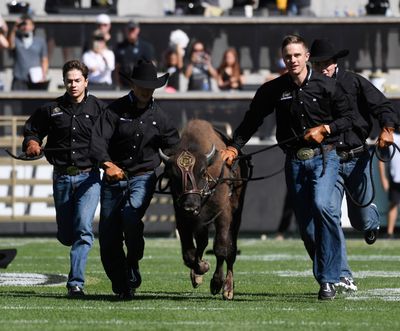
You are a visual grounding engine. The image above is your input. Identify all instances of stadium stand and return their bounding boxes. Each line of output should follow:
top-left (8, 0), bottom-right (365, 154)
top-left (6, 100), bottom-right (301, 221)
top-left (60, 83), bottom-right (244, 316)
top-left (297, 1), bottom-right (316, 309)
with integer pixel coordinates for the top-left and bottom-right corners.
top-left (0, 0), bottom-right (400, 234)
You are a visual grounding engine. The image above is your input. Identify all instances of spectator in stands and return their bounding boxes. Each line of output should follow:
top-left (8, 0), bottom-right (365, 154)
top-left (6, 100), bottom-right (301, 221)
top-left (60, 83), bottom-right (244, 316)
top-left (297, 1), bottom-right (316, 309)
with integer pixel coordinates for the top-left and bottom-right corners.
top-left (95, 14), bottom-right (112, 45)
top-left (162, 45), bottom-right (184, 92)
top-left (83, 14), bottom-right (114, 54)
top-left (162, 29), bottom-right (189, 92)
top-left (22, 60), bottom-right (107, 297)
top-left (82, 30), bottom-right (115, 90)
top-left (0, 15), bottom-right (9, 91)
top-left (184, 41), bottom-right (217, 91)
top-left (8, 14), bottom-right (49, 91)
top-left (114, 20), bottom-right (155, 89)
top-left (217, 47), bottom-right (244, 91)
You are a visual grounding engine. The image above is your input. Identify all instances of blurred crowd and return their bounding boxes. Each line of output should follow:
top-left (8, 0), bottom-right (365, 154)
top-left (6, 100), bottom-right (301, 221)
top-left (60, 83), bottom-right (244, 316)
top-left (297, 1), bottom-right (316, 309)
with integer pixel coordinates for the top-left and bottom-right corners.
top-left (0, 0), bottom-right (395, 92)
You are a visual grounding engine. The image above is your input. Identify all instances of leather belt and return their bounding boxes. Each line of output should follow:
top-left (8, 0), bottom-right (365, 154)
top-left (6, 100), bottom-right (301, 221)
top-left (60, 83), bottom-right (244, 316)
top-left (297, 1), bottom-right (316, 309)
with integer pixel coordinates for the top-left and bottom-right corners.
top-left (290, 144), bottom-right (335, 161)
top-left (54, 166), bottom-right (93, 176)
top-left (337, 145), bottom-right (367, 161)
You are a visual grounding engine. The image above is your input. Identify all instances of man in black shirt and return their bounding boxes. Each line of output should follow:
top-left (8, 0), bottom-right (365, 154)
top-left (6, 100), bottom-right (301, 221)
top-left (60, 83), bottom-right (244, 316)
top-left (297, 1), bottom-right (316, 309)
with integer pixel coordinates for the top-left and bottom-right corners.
top-left (221, 35), bottom-right (354, 300)
top-left (91, 60), bottom-right (180, 299)
top-left (23, 60), bottom-right (107, 297)
top-left (114, 20), bottom-right (155, 89)
top-left (309, 38), bottom-right (398, 293)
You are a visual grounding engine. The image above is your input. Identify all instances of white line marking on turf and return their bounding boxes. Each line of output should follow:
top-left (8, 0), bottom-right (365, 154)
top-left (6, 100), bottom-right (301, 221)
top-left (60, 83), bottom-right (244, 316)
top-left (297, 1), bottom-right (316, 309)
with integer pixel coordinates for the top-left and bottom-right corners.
top-left (238, 254), bottom-right (400, 261)
top-left (346, 288), bottom-right (400, 301)
top-left (1, 319), bottom-right (350, 327)
top-left (273, 270), bottom-right (400, 278)
top-left (0, 273), bottom-right (67, 286)
top-left (0, 305), bottom-right (316, 312)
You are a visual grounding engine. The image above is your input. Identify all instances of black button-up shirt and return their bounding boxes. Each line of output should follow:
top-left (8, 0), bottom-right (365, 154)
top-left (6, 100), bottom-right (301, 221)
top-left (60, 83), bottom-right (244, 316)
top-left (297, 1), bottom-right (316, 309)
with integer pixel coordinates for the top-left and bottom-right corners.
top-left (23, 93), bottom-right (107, 168)
top-left (91, 91), bottom-right (180, 174)
top-left (231, 67), bottom-right (354, 152)
top-left (335, 68), bottom-right (398, 150)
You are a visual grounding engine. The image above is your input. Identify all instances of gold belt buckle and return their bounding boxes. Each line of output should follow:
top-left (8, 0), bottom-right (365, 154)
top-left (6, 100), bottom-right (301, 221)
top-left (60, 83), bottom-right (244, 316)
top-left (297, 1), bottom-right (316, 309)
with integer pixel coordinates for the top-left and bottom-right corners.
top-left (66, 166), bottom-right (79, 176)
top-left (296, 148), bottom-right (315, 160)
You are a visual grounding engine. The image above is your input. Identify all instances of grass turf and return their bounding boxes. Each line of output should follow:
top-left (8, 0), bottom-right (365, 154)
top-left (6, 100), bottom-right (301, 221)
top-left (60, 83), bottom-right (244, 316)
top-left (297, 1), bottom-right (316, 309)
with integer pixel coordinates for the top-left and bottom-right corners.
top-left (1, 237), bottom-right (400, 331)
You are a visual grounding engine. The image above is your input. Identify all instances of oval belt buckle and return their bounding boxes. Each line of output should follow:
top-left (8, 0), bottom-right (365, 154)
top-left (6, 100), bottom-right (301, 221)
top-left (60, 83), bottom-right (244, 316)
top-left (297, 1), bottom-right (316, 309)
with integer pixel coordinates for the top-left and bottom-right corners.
top-left (296, 148), bottom-right (315, 160)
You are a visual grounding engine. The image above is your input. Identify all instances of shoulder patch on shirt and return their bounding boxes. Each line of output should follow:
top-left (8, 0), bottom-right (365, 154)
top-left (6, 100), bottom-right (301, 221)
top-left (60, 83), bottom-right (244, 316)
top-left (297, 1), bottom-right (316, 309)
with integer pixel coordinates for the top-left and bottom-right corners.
top-left (50, 107), bottom-right (63, 116)
top-left (280, 91), bottom-right (292, 100)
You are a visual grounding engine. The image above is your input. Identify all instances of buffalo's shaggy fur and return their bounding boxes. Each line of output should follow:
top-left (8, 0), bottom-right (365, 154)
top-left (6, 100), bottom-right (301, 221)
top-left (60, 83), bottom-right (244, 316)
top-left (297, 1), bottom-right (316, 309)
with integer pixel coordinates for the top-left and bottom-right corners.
top-left (161, 119), bottom-right (248, 300)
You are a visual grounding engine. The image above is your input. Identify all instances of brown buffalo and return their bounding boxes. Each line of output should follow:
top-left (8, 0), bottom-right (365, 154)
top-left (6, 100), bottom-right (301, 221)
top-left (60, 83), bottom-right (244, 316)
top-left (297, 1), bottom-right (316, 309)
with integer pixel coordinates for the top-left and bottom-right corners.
top-left (159, 119), bottom-right (248, 300)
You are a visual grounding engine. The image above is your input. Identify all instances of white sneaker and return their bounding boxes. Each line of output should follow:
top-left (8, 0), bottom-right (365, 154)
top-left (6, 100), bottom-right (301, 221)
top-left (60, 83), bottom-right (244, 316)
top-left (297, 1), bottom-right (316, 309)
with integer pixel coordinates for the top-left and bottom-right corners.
top-left (335, 277), bottom-right (358, 293)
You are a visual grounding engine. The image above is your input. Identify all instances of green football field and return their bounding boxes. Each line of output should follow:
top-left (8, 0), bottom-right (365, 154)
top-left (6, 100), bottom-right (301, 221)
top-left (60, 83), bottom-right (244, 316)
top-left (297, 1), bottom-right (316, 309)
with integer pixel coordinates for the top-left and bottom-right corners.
top-left (1, 237), bottom-right (400, 331)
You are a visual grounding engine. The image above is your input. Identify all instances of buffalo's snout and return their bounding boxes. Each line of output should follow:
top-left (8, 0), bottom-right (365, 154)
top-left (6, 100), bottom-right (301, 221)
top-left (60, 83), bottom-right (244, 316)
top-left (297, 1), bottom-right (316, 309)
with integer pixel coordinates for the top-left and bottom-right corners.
top-left (180, 195), bottom-right (202, 216)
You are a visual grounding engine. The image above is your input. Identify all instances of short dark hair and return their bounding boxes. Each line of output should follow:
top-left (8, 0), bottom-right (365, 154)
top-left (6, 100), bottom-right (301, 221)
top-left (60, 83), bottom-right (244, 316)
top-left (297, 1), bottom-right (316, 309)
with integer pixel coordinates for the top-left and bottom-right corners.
top-left (62, 60), bottom-right (89, 80)
top-left (281, 34), bottom-right (308, 52)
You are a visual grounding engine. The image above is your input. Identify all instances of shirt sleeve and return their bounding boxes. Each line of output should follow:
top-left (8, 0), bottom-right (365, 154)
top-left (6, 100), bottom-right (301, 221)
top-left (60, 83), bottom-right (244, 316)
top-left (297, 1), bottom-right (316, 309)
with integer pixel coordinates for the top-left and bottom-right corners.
top-left (231, 84), bottom-right (275, 151)
top-left (90, 107), bottom-right (118, 164)
top-left (328, 82), bottom-right (355, 135)
top-left (358, 75), bottom-right (398, 128)
top-left (22, 106), bottom-right (50, 150)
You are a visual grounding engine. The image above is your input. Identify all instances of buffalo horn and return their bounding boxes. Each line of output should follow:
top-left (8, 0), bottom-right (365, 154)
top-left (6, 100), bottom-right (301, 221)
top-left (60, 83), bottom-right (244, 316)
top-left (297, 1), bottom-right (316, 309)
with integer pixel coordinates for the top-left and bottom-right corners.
top-left (159, 148), bottom-right (170, 163)
top-left (205, 144), bottom-right (216, 164)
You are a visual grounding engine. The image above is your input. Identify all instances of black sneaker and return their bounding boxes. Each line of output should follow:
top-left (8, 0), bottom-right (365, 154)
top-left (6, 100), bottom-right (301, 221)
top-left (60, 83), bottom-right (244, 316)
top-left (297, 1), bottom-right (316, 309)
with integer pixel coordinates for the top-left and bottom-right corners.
top-left (334, 277), bottom-right (357, 293)
top-left (117, 288), bottom-right (135, 300)
top-left (365, 227), bottom-right (379, 245)
top-left (318, 283), bottom-right (336, 300)
top-left (67, 285), bottom-right (85, 297)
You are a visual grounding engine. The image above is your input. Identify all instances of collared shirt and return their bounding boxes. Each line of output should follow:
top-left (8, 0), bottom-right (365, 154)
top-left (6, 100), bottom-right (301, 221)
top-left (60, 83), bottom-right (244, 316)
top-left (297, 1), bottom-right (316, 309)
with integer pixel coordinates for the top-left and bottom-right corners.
top-left (23, 93), bottom-right (107, 167)
top-left (114, 39), bottom-right (155, 86)
top-left (231, 67), bottom-right (353, 152)
top-left (334, 68), bottom-right (398, 150)
top-left (13, 34), bottom-right (48, 81)
top-left (91, 91), bottom-right (180, 174)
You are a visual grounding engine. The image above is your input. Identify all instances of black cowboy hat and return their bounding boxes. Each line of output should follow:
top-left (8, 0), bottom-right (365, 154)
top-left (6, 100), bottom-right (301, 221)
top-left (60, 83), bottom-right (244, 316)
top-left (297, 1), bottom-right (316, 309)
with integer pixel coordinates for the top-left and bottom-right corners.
top-left (119, 60), bottom-right (169, 89)
top-left (309, 39), bottom-right (349, 62)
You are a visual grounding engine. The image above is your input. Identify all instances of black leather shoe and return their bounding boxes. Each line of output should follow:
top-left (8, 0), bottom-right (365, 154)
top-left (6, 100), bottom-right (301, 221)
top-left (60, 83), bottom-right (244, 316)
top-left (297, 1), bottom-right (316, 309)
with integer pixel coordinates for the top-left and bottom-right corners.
top-left (318, 283), bottom-right (336, 300)
top-left (117, 288), bottom-right (135, 300)
top-left (67, 285), bottom-right (85, 297)
top-left (365, 228), bottom-right (379, 245)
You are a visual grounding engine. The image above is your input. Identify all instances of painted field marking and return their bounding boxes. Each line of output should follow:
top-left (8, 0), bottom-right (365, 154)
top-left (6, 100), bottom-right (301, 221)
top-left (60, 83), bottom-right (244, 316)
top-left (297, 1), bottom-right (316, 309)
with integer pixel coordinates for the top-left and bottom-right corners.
top-left (0, 273), bottom-right (67, 286)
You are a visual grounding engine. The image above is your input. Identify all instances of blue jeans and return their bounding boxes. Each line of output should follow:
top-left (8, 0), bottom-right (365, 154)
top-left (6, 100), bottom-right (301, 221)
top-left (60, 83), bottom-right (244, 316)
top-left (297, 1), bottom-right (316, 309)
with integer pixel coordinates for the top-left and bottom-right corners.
top-left (52, 170), bottom-right (101, 289)
top-left (334, 150), bottom-right (380, 279)
top-left (285, 149), bottom-right (342, 284)
top-left (99, 172), bottom-right (156, 294)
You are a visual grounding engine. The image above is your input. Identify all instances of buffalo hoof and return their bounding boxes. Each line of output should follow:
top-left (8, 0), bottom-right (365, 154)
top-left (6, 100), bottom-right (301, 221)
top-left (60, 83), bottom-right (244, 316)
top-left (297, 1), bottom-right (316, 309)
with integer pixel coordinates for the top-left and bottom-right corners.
top-left (210, 277), bottom-right (223, 295)
top-left (198, 260), bottom-right (210, 275)
top-left (190, 269), bottom-right (203, 288)
top-left (223, 281), bottom-right (234, 300)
